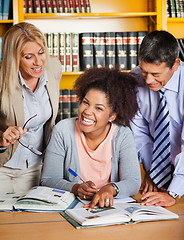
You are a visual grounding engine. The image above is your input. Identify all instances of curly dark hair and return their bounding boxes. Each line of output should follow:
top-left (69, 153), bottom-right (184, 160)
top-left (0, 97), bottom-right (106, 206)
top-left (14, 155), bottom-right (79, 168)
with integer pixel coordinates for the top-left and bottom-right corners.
top-left (73, 67), bottom-right (139, 126)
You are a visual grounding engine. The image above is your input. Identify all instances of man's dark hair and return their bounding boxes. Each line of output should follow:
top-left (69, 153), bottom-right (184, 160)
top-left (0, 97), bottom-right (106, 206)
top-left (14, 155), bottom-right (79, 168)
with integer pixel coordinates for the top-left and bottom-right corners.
top-left (139, 30), bottom-right (179, 68)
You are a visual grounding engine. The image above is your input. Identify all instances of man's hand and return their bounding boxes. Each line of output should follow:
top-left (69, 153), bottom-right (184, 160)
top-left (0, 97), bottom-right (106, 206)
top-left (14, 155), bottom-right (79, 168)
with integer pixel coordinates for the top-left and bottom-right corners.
top-left (142, 171), bottom-right (158, 194)
top-left (141, 191), bottom-right (176, 207)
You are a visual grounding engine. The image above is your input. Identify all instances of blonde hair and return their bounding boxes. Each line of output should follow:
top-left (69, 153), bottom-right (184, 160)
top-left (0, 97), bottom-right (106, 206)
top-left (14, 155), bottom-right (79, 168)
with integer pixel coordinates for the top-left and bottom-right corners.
top-left (0, 22), bottom-right (48, 116)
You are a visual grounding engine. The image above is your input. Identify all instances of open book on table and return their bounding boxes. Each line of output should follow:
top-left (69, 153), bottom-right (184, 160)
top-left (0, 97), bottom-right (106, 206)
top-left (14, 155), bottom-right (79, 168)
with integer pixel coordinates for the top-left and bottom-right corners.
top-left (63, 202), bottom-right (179, 228)
top-left (0, 186), bottom-right (76, 212)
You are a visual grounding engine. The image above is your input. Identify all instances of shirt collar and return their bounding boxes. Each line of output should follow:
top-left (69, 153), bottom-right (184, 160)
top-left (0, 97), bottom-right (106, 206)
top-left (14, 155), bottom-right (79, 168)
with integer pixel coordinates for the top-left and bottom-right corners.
top-left (18, 70), bottom-right (48, 89)
top-left (164, 64), bottom-right (180, 93)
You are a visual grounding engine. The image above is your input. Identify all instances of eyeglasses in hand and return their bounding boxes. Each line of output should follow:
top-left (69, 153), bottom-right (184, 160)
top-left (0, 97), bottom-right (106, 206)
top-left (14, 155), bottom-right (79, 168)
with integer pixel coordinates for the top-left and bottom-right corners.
top-left (18, 114), bottom-right (43, 156)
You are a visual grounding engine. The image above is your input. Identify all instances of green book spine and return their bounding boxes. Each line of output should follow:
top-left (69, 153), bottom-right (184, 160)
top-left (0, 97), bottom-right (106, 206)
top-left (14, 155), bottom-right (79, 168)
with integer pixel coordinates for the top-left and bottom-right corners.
top-left (53, 33), bottom-right (59, 58)
top-left (46, 33), bottom-right (53, 56)
top-left (65, 33), bottom-right (72, 72)
top-left (59, 32), bottom-right (66, 72)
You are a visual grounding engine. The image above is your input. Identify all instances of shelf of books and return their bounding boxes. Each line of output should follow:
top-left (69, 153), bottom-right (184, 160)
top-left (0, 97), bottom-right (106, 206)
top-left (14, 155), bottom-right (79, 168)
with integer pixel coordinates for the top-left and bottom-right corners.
top-left (18, 0), bottom-right (161, 90)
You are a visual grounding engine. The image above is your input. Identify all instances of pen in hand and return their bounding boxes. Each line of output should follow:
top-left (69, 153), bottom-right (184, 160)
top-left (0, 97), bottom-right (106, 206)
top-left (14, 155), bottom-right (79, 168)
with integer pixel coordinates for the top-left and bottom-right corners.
top-left (68, 168), bottom-right (92, 188)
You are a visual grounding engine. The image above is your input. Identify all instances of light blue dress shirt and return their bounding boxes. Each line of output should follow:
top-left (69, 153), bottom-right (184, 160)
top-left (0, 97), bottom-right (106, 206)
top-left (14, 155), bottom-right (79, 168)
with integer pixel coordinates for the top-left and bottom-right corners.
top-left (4, 71), bottom-right (52, 169)
top-left (130, 61), bottom-right (184, 197)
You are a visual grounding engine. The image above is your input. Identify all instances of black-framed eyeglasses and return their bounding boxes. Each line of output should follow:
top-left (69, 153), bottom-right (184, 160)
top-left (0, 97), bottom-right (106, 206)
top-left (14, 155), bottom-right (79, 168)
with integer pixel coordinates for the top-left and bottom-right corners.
top-left (18, 114), bottom-right (43, 156)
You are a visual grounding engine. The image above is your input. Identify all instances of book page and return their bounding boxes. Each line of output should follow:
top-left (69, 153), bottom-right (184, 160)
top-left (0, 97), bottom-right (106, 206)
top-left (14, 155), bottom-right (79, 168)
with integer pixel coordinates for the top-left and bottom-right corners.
top-left (0, 193), bottom-right (22, 211)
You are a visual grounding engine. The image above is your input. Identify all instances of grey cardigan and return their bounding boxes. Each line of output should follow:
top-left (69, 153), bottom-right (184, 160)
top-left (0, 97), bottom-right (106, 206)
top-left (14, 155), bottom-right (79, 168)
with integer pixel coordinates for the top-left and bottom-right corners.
top-left (41, 118), bottom-right (141, 198)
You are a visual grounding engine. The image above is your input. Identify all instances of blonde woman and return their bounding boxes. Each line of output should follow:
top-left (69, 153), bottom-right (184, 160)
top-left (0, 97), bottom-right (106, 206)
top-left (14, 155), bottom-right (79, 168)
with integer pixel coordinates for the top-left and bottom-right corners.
top-left (0, 22), bottom-right (62, 193)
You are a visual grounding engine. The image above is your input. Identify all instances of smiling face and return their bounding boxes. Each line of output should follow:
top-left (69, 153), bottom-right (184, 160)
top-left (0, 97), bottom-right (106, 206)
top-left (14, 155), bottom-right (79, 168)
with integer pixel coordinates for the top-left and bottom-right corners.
top-left (140, 59), bottom-right (180, 91)
top-left (78, 88), bottom-right (116, 137)
top-left (19, 41), bottom-right (46, 82)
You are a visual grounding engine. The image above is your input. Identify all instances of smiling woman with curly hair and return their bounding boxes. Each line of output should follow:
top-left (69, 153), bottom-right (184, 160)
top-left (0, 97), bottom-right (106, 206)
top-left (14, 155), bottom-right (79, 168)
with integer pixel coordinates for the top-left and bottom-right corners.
top-left (41, 67), bottom-right (141, 211)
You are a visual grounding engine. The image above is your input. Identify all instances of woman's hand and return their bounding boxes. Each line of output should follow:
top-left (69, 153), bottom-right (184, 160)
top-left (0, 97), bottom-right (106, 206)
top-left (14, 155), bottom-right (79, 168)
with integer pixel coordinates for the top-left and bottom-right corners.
top-left (85, 183), bottom-right (116, 211)
top-left (0, 126), bottom-right (27, 147)
top-left (72, 181), bottom-right (97, 200)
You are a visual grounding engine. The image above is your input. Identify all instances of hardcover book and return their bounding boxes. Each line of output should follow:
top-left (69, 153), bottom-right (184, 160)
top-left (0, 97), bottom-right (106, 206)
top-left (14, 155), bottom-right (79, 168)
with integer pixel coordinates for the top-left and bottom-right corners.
top-left (115, 32), bottom-right (128, 70)
top-left (63, 0), bottom-right (69, 13)
top-left (80, 0), bottom-right (85, 13)
top-left (65, 32), bottom-right (72, 72)
top-left (52, 0), bottom-right (58, 13)
top-left (46, 0), bottom-right (52, 13)
top-left (61, 89), bottom-right (71, 119)
top-left (72, 33), bottom-right (79, 72)
top-left (127, 32), bottom-right (138, 70)
top-left (53, 33), bottom-right (59, 58)
top-left (105, 32), bottom-right (116, 69)
top-left (0, 186), bottom-right (76, 212)
top-left (85, 0), bottom-right (91, 13)
top-left (69, 0), bottom-right (75, 13)
top-left (2, 0), bottom-right (11, 20)
top-left (40, 0), bottom-right (46, 13)
top-left (75, 0), bottom-right (80, 13)
top-left (27, 0), bottom-right (33, 13)
top-left (93, 32), bottom-right (106, 68)
top-left (71, 90), bottom-right (79, 118)
top-left (79, 32), bottom-right (94, 70)
top-left (59, 32), bottom-right (66, 72)
top-left (33, 0), bottom-right (41, 13)
top-left (57, 0), bottom-right (64, 13)
top-left (64, 202), bottom-right (179, 229)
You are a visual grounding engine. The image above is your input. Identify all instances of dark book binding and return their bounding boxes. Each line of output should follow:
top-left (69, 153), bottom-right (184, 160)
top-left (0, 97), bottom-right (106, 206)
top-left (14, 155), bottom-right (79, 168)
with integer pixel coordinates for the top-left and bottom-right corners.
top-left (105, 32), bottom-right (116, 69)
top-left (127, 32), bottom-right (138, 70)
top-left (94, 32), bottom-right (106, 68)
top-left (115, 32), bottom-right (128, 70)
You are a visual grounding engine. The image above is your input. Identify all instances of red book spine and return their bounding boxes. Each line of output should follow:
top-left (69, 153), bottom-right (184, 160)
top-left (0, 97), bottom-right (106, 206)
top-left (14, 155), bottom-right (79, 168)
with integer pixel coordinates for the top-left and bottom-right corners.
top-left (69, 0), bottom-right (75, 13)
top-left (33, 0), bottom-right (41, 13)
top-left (57, 0), bottom-right (64, 13)
top-left (74, 0), bottom-right (80, 13)
top-left (23, 0), bottom-right (27, 13)
top-left (85, 0), bottom-right (91, 13)
top-left (27, 0), bottom-right (33, 13)
top-left (52, 0), bottom-right (58, 13)
top-left (63, 0), bottom-right (69, 13)
top-left (79, 0), bottom-right (85, 13)
top-left (46, 0), bottom-right (52, 13)
top-left (40, 0), bottom-right (46, 13)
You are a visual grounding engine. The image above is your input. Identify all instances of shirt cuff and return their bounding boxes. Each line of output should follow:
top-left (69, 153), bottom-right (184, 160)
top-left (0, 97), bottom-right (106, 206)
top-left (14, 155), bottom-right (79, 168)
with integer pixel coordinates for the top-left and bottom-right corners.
top-left (0, 146), bottom-right (7, 153)
top-left (167, 175), bottom-right (184, 197)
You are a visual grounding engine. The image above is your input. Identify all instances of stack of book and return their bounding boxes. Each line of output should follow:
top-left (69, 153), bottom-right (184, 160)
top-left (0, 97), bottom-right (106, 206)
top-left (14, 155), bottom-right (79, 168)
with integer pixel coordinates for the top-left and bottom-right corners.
top-left (0, 0), bottom-right (11, 20)
top-left (79, 31), bottom-right (147, 71)
top-left (167, 0), bottom-right (184, 18)
top-left (45, 32), bottom-right (79, 72)
top-left (24, 0), bottom-right (91, 13)
top-left (56, 89), bottom-right (79, 123)
top-left (45, 31), bottom-right (147, 72)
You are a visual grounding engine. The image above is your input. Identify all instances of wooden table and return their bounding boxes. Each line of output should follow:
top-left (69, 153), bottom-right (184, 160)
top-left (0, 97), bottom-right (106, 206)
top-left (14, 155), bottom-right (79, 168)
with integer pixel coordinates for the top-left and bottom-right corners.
top-left (0, 195), bottom-right (183, 240)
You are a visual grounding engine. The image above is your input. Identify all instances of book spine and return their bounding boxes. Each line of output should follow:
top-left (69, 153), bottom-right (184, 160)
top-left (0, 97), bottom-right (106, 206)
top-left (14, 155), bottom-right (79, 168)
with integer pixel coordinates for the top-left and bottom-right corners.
top-left (166, 0), bottom-right (171, 17)
top-left (62, 89), bottom-right (71, 119)
top-left (94, 32), bottom-right (106, 68)
top-left (52, 0), bottom-right (58, 13)
top-left (46, 33), bottom-right (53, 56)
top-left (79, 0), bottom-right (85, 13)
top-left (79, 32), bottom-right (94, 70)
top-left (72, 33), bottom-right (79, 72)
top-left (2, 0), bottom-right (10, 20)
top-left (127, 32), bottom-right (138, 70)
top-left (63, 0), bottom-right (69, 13)
top-left (69, 0), bottom-right (75, 13)
top-left (0, 0), bottom-right (2, 20)
top-left (23, 0), bottom-right (27, 14)
top-left (85, 0), bottom-right (91, 13)
top-left (27, 0), bottom-right (33, 13)
top-left (105, 32), bottom-right (116, 69)
top-left (175, 0), bottom-right (181, 17)
top-left (75, 0), bottom-right (80, 13)
top-left (46, 0), bottom-right (52, 13)
top-left (59, 32), bottom-right (66, 72)
top-left (179, 0), bottom-right (184, 17)
top-left (137, 31), bottom-right (147, 65)
top-left (40, 0), bottom-right (46, 13)
top-left (53, 33), bottom-right (59, 58)
top-left (33, 0), bottom-right (41, 13)
top-left (57, 0), bottom-right (64, 13)
top-left (65, 32), bottom-right (72, 72)
top-left (170, 0), bottom-right (176, 17)
top-left (70, 90), bottom-right (79, 118)
top-left (115, 32), bottom-right (128, 70)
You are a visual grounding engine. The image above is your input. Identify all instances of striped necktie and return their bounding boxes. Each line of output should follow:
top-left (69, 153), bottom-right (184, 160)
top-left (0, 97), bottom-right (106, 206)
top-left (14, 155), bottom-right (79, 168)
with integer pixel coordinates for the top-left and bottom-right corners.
top-left (150, 89), bottom-right (172, 189)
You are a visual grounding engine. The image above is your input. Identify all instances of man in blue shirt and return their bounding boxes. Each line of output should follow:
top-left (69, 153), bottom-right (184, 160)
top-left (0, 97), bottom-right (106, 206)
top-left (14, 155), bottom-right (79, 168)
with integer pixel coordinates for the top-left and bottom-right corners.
top-left (130, 30), bottom-right (184, 206)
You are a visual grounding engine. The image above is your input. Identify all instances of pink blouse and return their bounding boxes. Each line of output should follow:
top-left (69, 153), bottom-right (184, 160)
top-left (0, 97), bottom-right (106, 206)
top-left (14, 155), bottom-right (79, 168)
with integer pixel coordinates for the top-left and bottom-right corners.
top-left (75, 120), bottom-right (116, 189)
